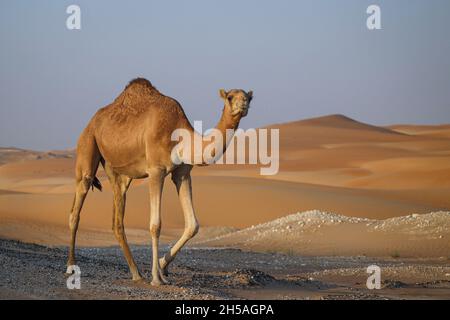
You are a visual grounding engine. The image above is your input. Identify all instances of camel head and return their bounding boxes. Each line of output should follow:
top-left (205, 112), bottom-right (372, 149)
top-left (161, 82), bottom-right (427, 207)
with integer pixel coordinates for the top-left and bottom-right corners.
top-left (219, 89), bottom-right (253, 118)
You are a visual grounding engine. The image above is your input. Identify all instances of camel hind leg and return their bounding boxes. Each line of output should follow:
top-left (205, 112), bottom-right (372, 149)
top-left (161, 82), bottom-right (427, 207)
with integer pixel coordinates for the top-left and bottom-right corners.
top-left (103, 161), bottom-right (142, 281)
top-left (67, 175), bottom-right (91, 267)
top-left (67, 130), bottom-right (102, 268)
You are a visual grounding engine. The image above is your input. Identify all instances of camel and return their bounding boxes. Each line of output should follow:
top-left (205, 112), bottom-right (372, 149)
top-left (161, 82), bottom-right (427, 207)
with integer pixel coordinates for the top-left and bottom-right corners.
top-left (67, 78), bottom-right (253, 285)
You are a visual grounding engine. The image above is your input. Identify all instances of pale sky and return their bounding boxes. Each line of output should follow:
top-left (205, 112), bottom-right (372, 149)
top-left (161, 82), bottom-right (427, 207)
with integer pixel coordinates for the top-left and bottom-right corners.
top-left (1, 0), bottom-right (449, 150)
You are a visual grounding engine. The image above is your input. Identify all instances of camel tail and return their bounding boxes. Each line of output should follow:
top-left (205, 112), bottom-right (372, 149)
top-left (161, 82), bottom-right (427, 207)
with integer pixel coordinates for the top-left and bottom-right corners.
top-left (91, 176), bottom-right (103, 192)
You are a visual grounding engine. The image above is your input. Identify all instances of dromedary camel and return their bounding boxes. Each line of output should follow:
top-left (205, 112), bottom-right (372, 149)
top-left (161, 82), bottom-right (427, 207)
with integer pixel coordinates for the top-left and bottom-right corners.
top-left (67, 78), bottom-right (253, 285)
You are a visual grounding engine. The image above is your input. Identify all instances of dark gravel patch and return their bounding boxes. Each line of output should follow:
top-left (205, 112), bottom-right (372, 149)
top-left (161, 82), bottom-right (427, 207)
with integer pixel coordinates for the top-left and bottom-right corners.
top-left (0, 239), bottom-right (448, 300)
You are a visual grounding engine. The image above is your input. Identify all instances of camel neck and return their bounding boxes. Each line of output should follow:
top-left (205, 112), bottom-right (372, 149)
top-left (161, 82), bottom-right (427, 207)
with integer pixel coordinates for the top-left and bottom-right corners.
top-left (215, 106), bottom-right (241, 136)
top-left (197, 105), bottom-right (241, 165)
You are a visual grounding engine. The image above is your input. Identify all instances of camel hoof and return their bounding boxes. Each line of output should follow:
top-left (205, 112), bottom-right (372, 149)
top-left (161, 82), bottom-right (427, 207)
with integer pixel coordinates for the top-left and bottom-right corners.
top-left (132, 274), bottom-right (143, 282)
top-left (151, 279), bottom-right (164, 286)
top-left (65, 264), bottom-right (77, 275)
top-left (151, 272), bottom-right (169, 286)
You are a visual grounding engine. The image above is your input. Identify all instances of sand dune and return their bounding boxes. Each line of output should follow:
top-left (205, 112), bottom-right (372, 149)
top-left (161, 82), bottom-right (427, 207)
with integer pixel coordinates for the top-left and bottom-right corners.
top-left (0, 114), bottom-right (449, 258)
top-left (0, 147), bottom-right (74, 166)
top-left (283, 114), bottom-right (405, 135)
top-left (389, 124), bottom-right (450, 138)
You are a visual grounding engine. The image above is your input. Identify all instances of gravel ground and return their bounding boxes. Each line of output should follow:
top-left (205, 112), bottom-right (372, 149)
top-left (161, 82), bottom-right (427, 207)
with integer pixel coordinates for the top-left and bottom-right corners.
top-left (0, 239), bottom-right (449, 300)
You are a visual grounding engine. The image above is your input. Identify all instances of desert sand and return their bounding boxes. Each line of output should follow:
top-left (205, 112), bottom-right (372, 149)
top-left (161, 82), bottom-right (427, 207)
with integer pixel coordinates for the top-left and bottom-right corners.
top-left (1, 115), bottom-right (449, 239)
top-left (1, 114), bottom-right (449, 299)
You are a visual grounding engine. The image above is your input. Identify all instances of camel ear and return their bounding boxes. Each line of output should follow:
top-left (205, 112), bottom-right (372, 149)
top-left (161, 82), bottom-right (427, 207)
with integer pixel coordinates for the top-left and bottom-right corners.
top-left (247, 90), bottom-right (253, 101)
top-left (219, 89), bottom-right (227, 100)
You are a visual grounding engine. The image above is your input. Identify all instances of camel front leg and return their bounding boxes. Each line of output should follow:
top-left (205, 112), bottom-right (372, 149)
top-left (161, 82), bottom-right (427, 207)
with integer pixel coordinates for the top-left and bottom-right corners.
top-left (159, 165), bottom-right (199, 276)
top-left (148, 169), bottom-right (168, 286)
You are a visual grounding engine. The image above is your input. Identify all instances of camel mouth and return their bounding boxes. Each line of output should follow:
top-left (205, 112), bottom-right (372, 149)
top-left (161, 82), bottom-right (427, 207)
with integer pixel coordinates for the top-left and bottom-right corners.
top-left (232, 105), bottom-right (249, 117)
top-left (232, 104), bottom-right (250, 117)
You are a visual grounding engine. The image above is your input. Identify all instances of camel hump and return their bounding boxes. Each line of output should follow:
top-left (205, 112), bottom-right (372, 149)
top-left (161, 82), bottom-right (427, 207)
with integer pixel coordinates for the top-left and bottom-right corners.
top-left (104, 77), bottom-right (162, 122)
top-left (124, 77), bottom-right (159, 95)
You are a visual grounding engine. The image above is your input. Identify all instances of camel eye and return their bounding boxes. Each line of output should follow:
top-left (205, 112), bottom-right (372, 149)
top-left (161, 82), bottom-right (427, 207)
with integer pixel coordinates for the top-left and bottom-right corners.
top-left (227, 96), bottom-right (233, 102)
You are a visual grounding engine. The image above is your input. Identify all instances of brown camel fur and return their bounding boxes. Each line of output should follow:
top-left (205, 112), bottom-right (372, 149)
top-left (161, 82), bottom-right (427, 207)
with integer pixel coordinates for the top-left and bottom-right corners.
top-left (67, 78), bottom-right (253, 285)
